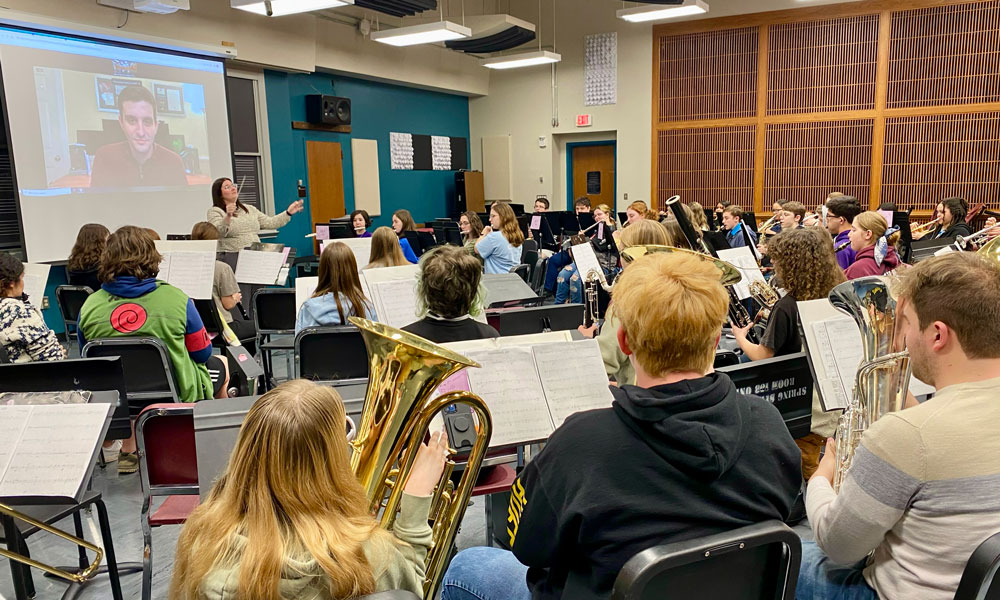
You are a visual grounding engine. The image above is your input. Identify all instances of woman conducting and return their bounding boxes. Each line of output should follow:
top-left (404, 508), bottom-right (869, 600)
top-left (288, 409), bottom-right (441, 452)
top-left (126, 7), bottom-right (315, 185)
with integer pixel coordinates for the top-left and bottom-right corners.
top-left (207, 177), bottom-right (305, 251)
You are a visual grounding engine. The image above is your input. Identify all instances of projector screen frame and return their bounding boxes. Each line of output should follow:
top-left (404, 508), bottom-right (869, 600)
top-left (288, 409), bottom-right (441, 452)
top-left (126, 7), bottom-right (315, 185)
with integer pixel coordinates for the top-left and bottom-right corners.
top-left (0, 22), bottom-right (237, 263)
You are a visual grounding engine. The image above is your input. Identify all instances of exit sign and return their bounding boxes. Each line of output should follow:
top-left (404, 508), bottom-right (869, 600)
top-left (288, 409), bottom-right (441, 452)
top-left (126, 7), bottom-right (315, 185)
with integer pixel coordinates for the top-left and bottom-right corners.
top-left (576, 114), bottom-right (592, 127)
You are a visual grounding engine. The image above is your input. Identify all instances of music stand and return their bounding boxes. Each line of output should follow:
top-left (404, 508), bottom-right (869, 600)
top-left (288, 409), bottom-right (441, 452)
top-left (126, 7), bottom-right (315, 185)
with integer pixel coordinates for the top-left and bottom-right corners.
top-left (558, 211), bottom-right (583, 235)
top-left (529, 213), bottom-right (559, 250)
top-left (893, 210), bottom-right (913, 263)
top-left (328, 221), bottom-right (353, 239)
top-left (0, 357), bottom-right (130, 440)
top-left (576, 212), bottom-right (596, 232)
top-left (166, 234), bottom-right (191, 241)
top-left (517, 214), bottom-right (531, 239)
top-left (618, 211), bottom-right (628, 224)
top-left (703, 208), bottom-right (717, 230)
top-left (910, 237), bottom-right (955, 262)
top-left (743, 211), bottom-right (759, 236)
top-left (717, 352), bottom-right (813, 438)
top-left (496, 304), bottom-right (585, 336)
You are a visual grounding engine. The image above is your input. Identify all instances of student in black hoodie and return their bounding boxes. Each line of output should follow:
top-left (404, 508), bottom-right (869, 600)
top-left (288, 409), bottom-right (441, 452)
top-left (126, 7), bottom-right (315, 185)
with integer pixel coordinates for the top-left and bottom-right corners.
top-left (441, 252), bottom-right (802, 600)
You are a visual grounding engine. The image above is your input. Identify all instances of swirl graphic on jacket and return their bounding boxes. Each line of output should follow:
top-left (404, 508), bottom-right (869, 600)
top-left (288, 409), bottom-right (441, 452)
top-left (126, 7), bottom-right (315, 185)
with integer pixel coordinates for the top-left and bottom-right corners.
top-left (110, 303), bottom-right (148, 333)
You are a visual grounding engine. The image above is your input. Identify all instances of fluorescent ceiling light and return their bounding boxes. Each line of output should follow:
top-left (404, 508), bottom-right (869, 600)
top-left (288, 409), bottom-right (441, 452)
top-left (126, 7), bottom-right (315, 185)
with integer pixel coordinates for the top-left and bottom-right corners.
top-left (371, 21), bottom-right (472, 47)
top-left (483, 50), bottom-right (562, 69)
top-left (231, 0), bottom-right (352, 17)
top-left (617, 0), bottom-right (709, 23)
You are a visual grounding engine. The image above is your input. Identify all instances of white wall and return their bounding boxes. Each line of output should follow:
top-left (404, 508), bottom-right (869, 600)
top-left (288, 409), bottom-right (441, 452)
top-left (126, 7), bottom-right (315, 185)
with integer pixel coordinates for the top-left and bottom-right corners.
top-left (469, 0), bottom-right (653, 212)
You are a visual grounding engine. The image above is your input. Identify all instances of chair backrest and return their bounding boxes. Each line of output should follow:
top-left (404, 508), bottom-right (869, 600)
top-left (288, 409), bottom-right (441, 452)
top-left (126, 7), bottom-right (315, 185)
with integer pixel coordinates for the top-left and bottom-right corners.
top-left (713, 350), bottom-right (740, 369)
top-left (612, 520), bottom-right (801, 600)
top-left (0, 343), bottom-right (9, 364)
top-left (521, 238), bottom-right (539, 256)
top-left (510, 263), bottom-right (530, 282)
top-left (497, 304), bottom-right (585, 336)
top-left (295, 326), bottom-right (369, 382)
top-left (193, 298), bottom-right (227, 348)
top-left (137, 403), bottom-right (198, 497)
top-left (955, 532), bottom-right (1000, 600)
top-left (55, 285), bottom-right (94, 325)
top-left (252, 288), bottom-right (296, 333)
top-left (82, 337), bottom-right (180, 410)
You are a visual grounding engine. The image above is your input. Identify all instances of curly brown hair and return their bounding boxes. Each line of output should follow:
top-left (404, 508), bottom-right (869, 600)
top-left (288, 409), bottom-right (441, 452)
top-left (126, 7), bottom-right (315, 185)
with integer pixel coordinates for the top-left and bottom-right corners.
top-left (0, 252), bottom-right (24, 295)
top-left (67, 223), bottom-right (110, 272)
top-left (99, 225), bottom-right (163, 283)
top-left (768, 227), bottom-right (845, 301)
top-left (417, 245), bottom-right (484, 319)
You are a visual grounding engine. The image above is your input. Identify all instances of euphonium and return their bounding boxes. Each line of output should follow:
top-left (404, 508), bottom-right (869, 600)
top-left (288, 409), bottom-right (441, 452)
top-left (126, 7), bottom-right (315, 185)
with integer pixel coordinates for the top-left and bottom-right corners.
top-left (978, 233), bottom-right (1000, 263)
top-left (748, 279), bottom-right (780, 321)
top-left (829, 277), bottom-right (912, 491)
top-left (348, 316), bottom-right (492, 599)
top-left (621, 244), bottom-right (742, 286)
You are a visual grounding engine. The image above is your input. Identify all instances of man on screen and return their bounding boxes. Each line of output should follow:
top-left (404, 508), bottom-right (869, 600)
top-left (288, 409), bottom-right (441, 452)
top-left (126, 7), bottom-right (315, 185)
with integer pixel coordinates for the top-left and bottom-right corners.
top-left (89, 84), bottom-right (187, 187)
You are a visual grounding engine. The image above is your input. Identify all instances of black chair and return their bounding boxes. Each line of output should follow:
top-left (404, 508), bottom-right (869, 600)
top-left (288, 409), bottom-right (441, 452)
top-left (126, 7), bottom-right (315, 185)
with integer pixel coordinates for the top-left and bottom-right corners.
top-left (510, 264), bottom-right (530, 283)
top-left (194, 298), bottom-right (228, 350)
top-left (295, 326), bottom-right (369, 384)
top-left (496, 304), bottom-right (585, 336)
top-left (0, 343), bottom-right (10, 364)
top-left (713, 350), bottom-right (741, 368)
top-left (611, 520), bottom-right (801, 600)
top-left (292, 255), bottom-right (320, 278)
top-left (252, 288), bottom-right (296, 389)
top-left (955, 531), bottom-right (1000, 600)
top-left (531, 256), bottom-right (549, 293)
top-left (82, 337), bottom-right (180, 415)
top-left (55, 285), bottom-right (94, 349)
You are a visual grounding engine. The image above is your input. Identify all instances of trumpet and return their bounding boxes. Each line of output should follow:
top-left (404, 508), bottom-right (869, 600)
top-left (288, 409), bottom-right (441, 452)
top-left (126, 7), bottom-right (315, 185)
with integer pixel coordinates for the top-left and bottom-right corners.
top-left (348, 317), bottom-right (492, 599)
top-left (911, 216), bottom-right (941, 237)
top-left (954, 221), bottom-right (1000, 251)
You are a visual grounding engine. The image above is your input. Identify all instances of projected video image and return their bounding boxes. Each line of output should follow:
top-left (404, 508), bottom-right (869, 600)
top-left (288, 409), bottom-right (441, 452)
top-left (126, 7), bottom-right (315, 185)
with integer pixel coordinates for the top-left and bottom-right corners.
top-left (35, 65), bottom-right (213, 189)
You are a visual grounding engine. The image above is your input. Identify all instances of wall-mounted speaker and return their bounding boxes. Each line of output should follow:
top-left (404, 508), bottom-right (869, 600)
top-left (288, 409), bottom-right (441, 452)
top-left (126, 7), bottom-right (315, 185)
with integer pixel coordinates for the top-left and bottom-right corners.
top-left (305, 94), bottom-right (351, 126)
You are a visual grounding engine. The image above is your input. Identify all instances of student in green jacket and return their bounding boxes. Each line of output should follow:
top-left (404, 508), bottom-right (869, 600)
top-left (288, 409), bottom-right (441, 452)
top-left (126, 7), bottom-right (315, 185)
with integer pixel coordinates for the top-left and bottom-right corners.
top-left (170, 379), bottom-right (449, 600)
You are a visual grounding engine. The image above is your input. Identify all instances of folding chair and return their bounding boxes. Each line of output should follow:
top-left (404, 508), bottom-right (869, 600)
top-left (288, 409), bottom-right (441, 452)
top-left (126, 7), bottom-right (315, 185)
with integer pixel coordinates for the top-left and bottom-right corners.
top-left (509, 264), bottom-right (530, 283)
top-left (136, 403), bottom-right (200, 600)
top-left (82, 337), bottom-right (180, 416)
top-left (295, 326), bottom-right (369, 384)
top-left (612, 520), bottom-right (801, 600)
top-left (55, 285), bottom-right (93, 351)
top-left (955, 531), bottom-right (1000, 600)
top-left (252, 288), bottom-right (296, 389)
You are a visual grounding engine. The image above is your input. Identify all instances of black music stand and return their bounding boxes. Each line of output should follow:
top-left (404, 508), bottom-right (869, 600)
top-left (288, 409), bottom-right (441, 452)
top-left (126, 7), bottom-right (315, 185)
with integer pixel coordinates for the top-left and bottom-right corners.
top-left (529, 213), bottom-right (559, 249)
top-left (910, 238), bottom-right (954, 262)
top-left (576, 212), bottom-right (596, 232)
top-left (496, 304), bottom-right (585, 336)
top-left (743, 211), bottom-right (759, 236)
top-left (618, 211), bottom-right (628, 224)
top-left (329, 221), bottom-right (354, 239)
top-left (717, 352), bottom-right (813, 439)
top-left (893, 210), bottom-right (913, 263)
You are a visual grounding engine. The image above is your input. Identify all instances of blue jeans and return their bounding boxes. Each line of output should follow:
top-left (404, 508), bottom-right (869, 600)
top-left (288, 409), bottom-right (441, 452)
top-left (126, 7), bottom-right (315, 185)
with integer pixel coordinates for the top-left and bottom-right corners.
top-left (544, 251), bottom-right (572, 293)
top-left (795, 541), bottom-right (878, 600)
top-left (441, 546), bottom-right (531, 600)
top-left (555, 263), bottom-right (582, 305)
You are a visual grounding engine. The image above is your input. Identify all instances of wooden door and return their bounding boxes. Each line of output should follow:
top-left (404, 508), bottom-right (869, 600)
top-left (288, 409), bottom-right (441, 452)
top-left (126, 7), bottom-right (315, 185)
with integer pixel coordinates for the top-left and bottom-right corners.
top-left (306, 141), bottom-right (345, 254)
top-left (572, 144), bottom-right (615, 208)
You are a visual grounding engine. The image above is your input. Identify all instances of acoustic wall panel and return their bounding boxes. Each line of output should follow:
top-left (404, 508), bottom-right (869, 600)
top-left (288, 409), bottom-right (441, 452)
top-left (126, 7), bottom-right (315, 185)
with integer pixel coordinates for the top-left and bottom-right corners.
top-left (481, 135), bottom-right (512, 201)
top-left (656, 126), bottom-right (756, 211)
top-left (351, 138), bottom-right (381, 217)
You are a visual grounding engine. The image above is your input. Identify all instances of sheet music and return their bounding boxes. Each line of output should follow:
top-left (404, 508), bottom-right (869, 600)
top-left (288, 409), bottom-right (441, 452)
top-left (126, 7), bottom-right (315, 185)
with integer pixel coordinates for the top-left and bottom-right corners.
top-left (532, 340), bottom-right (614, 427)
top-left (21, 262), bottom-right (50, 310)
top-left (235, 249), bottom-right (287, 285)
top-left (154, 240), bottom-right (218, 255)
top-left (336, 238), bottom-right (373, 270)
top-left (369, 279), bottom-right (419, 328)
top-left (810, 317), bottom-right (863, 411)
top-left (0, 406), bottom-right (32, 486)
top-left (295, 276), bottom-right (319, 315)
top-left (360, 264), bottom-right (419, 284)
top-left (571, 241), bottom-right (606, 285)
top-left (158, 251), bottom-right (215, 299)
top-left (0, 404), bottom-right (111, 499)
top-left (716, 247), bottom-right (766, 301)
top-left (495, 331), bottom-right (573, 346)
top-left (464, 348), bottom-right (555, 447)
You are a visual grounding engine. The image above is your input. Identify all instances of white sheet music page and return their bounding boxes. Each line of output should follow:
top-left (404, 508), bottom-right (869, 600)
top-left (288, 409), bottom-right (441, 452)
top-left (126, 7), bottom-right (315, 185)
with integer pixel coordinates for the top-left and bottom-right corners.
top-left (370, 279), bottom-right (420, 329)
top-left (159, 251), bottom-right (216, 299)
top-left (0, 404), bottom-right (111, 499)
top-left (21, 263), bottom-right (50, 310)
top-left (464, 348), bottom-right (555, 447)
top-left (716, 247), bottom-right (765, 301)
top-left (295, 276), bottom-right (319, 315)
top-left (532, 340), bottom-right (615, 428)
top-left (235, 249), bottom-right (287, 285)
top-left (336, 238), bottom-right (373, 270)
top-left (571, 241), bottom-right (606, 285)
top-left (815, 317), bottom-right (864, 411)
top-left (0, 406), bottom-right (32, 486)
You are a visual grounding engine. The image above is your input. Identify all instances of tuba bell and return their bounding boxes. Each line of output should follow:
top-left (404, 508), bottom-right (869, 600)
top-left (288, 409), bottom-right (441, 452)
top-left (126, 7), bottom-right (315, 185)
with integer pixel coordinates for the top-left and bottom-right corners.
top-left (828, 276), bottom-right (912, 491)
top-left (348, 316), bottom-right (493, 599)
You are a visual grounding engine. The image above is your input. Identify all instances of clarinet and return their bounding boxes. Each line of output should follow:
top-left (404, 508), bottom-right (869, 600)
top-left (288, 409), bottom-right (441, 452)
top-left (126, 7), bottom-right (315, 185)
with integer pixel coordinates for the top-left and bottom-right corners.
top-left (836, 240), bottom-right (851, 252)
top-left (666, 195), bottom-right (758, 342)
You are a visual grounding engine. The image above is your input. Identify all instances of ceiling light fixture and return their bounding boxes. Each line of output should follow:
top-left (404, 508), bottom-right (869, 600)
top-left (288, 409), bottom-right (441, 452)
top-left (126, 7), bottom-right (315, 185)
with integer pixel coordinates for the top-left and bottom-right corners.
top-left (482, 49), bottom-right (561, 69)
top-left (617, 0), bottom-right (709, 23)
top-left (231, 0), bottom-right (353, 17)
top-left (370, 21), bottom-right (472, 46)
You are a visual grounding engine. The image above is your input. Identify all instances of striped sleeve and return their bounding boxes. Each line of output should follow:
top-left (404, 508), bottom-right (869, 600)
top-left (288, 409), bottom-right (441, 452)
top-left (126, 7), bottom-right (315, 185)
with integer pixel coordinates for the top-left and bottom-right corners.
top-left (184, 299), bottom-right (213, 363)
top-left (806, 415), bottom-right (923, 564)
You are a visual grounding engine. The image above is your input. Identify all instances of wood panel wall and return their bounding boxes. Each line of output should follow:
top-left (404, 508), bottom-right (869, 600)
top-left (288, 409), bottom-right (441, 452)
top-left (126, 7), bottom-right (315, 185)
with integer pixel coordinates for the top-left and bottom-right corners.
top-left (652, 0), bottom-right (1000, 218)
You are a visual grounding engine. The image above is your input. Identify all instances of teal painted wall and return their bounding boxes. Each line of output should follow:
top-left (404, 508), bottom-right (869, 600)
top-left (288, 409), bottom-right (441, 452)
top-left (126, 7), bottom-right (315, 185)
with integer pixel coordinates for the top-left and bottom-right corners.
top-left (263, 71), bottom-right (471, 257)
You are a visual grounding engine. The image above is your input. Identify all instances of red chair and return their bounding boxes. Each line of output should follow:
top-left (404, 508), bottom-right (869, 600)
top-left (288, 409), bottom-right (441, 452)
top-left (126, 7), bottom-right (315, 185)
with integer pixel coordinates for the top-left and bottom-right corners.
top-left (136, 403), bottom-right (199, 600)
top-left (471, 464), bottom-right (518, 548)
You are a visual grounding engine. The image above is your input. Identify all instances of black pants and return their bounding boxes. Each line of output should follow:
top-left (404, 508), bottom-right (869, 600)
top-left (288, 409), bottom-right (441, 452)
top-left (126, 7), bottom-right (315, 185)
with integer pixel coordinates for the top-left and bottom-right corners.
top-left (228, 318), bottom-right (257, 355)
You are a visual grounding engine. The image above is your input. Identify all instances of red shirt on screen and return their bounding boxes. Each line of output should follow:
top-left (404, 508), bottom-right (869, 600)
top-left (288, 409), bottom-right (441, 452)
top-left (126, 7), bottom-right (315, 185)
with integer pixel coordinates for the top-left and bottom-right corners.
top-left (89, 141), bottom-right (188, 187)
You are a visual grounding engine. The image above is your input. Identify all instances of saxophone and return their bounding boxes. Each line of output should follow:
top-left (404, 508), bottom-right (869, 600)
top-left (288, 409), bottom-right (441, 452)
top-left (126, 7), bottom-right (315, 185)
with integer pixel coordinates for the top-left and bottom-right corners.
top-left (829, 276), bottom-right (912, 491)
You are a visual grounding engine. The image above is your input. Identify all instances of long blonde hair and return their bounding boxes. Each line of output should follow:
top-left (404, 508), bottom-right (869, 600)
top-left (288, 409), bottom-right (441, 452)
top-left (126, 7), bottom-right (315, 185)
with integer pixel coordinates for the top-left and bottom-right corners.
top-left (170, 380), bottom-right (394, 599)
top-left (368, 226), bottom-right (409, 268)
top-left (491, 202), bottom-right (524, 248)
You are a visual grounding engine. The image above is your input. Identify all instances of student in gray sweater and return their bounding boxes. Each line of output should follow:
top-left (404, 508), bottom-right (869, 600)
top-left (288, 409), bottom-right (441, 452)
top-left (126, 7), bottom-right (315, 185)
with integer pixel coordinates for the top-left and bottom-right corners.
top-left (799, 252), bottom-right (1000, 600)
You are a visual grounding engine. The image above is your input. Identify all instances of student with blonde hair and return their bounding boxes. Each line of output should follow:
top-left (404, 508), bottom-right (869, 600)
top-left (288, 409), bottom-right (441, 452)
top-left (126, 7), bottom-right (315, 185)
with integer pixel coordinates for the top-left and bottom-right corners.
top-left (297, 241), bottom-right (376, 332)
top-left (476, 202), bottom-right (523, 274)
top-left (171, 379), bottom-right (450, 599)
top-left (442, 252), bottom-right (801, 600)
top-left (366, 226), bottom-right (411, 269)
top-left (845, 211), bottom-right (902, 279)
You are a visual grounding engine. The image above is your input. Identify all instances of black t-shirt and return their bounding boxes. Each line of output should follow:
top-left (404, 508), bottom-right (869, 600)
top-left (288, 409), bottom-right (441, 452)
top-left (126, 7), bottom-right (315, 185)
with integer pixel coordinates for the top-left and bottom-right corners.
top-left (67, 267), bottom-right (102, 292)
top-left (400, 316), bottom-right (499, 344)
top-left (760, 294), bottom-right (800, 356)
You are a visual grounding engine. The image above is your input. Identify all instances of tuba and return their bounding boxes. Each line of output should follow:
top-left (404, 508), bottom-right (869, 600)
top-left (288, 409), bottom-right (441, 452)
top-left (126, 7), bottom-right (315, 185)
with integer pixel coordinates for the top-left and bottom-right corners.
top-left (348, 317), bottom-right (493, 599)
top-left (829, 277), bottom-right (912, 491)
